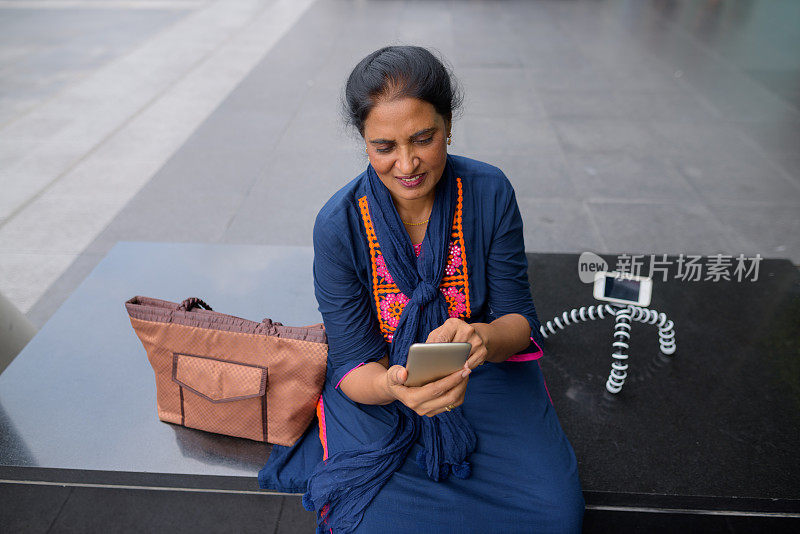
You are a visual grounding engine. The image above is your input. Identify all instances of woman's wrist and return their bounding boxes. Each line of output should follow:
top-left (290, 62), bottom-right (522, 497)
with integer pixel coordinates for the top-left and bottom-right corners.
top-left (471, 322), bottom-right (496, 362)
top-left (339, 361), bottom-right (396, 405)
top-left (481, 314), bottom-right (531, 363)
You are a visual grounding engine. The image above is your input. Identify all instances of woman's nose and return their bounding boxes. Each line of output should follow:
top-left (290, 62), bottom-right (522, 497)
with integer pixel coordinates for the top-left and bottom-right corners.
top-left (395, 146), bottom-right (419, 175)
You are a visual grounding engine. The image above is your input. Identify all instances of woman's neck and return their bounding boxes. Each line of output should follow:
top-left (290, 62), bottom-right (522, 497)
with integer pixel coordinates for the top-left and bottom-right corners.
top-left (392, 195), bottom-right (434, 225)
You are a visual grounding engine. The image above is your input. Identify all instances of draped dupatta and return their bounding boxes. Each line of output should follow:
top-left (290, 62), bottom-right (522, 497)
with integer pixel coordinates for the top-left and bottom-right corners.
top-left (303, 156), bottom-right (477, 533)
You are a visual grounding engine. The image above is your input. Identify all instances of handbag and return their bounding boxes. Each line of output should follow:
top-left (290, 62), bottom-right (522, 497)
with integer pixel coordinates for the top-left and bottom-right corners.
top-left (125, 296), bottom-right (327, 446)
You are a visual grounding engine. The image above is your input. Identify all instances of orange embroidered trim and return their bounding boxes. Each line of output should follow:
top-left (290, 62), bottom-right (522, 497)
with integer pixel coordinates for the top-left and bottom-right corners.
top-left (316, 395), bottom-right (328, 461)
top-left (452, 176), bottom-right (470, 308)
top-left (358, 177), bottom-right (470, 343)
top-left (358, 196), bottom-right (391, 339)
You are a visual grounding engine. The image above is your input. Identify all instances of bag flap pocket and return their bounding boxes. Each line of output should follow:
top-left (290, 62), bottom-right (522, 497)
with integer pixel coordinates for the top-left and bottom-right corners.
top-left (172, 353), bottom-right (266, 403)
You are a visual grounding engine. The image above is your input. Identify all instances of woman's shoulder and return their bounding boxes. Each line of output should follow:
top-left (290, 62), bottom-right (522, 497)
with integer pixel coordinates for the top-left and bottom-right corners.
top-left (313, 168), bottom-right (372, 263)
top-left (315, 169), bottom-right (368, 231)
top-left (449, 154), bottom-right (514, 194)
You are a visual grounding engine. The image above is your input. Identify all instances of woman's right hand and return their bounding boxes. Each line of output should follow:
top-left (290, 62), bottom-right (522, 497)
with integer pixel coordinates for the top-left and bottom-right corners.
top-left (383, 365), bottom-right (470, 417)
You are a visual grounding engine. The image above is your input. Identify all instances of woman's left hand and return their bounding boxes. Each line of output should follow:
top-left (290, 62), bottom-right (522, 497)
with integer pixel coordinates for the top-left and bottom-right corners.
top-left (426, 318), bottom-right (490, 370)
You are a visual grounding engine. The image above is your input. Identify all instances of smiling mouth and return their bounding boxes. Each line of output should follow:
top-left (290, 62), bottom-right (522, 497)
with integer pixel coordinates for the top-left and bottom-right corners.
top-left (396, 172), bottom-right (426, 187)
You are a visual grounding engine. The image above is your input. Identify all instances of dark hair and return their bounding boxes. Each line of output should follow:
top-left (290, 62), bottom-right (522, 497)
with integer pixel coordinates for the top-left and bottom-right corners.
top-left (343, 46), bottom-right (462, 136)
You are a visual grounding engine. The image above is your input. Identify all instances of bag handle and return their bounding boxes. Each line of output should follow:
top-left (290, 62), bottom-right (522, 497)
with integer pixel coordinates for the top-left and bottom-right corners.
top-left (177, 298), bottom-right (213, 312)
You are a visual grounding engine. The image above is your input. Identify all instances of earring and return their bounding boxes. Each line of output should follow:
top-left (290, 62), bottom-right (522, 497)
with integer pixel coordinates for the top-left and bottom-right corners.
top-left (447, 133), bottom-right (452, 146)
top-left (365, 146), bottom-right (368, 153)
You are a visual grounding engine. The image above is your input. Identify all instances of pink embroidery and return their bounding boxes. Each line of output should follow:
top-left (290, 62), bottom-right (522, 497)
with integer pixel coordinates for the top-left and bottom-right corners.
top-left (445, 243), bottom-right (462, 276)
top-left (538, 361), bottom-right (554, 406)
top-left (379, 292), bottom-right (409, 328)
top-left (506, 337), bottom-right (544, 362)
top-left (335, 362), bottom-right (365, 388)
top-left (375, 253), bottom-right (394, 284)
top-left (413, 243), bottom-right (422, 257)
top-left (440, 286), bottom-right (467, 318)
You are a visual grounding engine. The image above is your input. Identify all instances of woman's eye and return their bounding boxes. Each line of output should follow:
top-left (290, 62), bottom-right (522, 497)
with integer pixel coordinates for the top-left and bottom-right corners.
top-left (415, 137), bottom-right (433, 145)
top-left (376, 146), bottom-right (392, 153)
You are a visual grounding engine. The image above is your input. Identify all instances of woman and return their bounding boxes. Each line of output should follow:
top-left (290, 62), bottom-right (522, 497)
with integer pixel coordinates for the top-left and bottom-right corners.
top-left (260, 46), bottom-right (584, 533)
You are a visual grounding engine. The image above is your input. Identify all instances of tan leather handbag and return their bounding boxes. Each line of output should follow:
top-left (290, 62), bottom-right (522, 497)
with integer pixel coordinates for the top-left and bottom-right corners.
top-left (125, 296), bottom-right (327, 446)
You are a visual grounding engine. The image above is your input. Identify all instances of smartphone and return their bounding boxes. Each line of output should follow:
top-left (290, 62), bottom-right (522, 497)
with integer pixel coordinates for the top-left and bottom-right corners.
top-left (593, 271), bottom-right (652, 307)
top-left (404, 342), bottom-right (471, 387)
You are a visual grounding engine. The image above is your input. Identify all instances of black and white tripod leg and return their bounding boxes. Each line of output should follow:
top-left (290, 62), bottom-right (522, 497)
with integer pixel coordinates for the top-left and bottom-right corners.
top-left (539, 304), bottom-right (615, 339)
top-left (627, 305), bottom-right (677, 356)
top-left (606, 305), bottom-right (631, 394)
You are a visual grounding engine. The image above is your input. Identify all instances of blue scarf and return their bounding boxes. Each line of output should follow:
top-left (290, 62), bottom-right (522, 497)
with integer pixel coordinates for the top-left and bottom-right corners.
top-left (302, 156), bottom-right (477, 532)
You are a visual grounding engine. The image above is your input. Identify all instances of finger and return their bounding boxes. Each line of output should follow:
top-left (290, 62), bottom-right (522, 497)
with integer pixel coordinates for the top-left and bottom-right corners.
top-left (421, 381), bottom-right (468, 417)
top-left (426, 319), bottom-right (458, 343)
top-left (387, 365), bottom-right (408, 386)
top-left (449, 321), bottom-right (476, 344)
top-left (424, 325), bottom-right (440, 343)
top-left (459, 331), bottom-right (483, 369)
top-left (420, 367), bottom-right (469, 395)
top-left (426, 395), bottom-right (466, 417)
top-left (465, 348), bottom-right (487, 370)
top-left (405, 367), bottom-right (467, 408)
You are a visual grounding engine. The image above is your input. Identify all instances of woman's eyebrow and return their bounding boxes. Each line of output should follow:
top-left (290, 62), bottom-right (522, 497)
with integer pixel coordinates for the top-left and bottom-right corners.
top-left (410, 127), bottom-right (437, 138)
top-left (368, 127), bottom-right (437, 145)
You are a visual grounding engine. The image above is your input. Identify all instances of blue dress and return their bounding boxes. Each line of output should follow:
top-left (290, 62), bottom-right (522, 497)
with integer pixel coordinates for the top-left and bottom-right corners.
top-left (261, 155), bottom-right (584, 533)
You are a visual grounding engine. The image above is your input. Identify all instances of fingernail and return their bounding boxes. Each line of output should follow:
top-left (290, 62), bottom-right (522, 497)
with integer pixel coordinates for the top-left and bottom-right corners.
top-left (461, 369), bottom-right (471, 378)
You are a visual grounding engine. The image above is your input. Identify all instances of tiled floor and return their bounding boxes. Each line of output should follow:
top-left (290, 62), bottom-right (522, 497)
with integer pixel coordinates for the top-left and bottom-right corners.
top-left (0, 0), bottom-right (317, 312)
top-left (0, 0), bottom-right (796, 327)
top-left (0, 482), bottom-right (316, 534)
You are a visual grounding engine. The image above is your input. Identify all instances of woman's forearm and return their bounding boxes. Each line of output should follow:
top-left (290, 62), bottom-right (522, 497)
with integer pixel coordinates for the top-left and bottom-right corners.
top-left (473, 313), bottom-right (532, 363)
top-left (339, 356), bottom-right (395, 405)
top-left (339, 313), bottom-right (530, 404)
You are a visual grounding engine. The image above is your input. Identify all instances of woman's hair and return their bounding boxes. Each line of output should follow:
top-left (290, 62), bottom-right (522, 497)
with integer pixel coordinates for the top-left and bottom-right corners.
top-left (343, 46), bottom-right (463, 136)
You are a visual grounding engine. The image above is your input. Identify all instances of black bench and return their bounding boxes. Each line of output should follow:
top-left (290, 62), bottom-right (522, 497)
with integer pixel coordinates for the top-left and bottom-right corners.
top-left (1, 243), bottom-right (798, 532)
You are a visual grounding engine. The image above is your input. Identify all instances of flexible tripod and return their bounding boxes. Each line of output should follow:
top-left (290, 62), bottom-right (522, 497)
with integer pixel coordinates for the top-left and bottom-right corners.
top-left (539, 304), bottom-right (676, 394)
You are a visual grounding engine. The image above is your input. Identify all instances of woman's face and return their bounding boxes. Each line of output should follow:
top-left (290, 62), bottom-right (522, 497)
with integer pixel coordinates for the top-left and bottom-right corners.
top-left (363, 97), bottom-right (450, 207)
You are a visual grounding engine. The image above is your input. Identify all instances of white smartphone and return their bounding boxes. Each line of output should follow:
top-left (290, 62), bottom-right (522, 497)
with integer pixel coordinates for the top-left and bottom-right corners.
top-left (404, 342), bottom-right (471, 387)
top-left (593, 271), bottom-right (652, 307)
